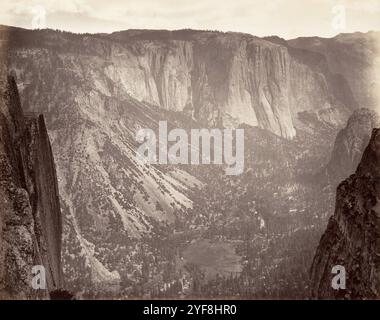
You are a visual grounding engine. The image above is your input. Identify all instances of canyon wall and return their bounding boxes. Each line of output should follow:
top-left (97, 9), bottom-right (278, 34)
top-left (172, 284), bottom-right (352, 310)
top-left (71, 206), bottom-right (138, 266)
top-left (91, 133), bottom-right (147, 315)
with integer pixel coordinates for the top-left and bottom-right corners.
top-left (0, 75), bottom-right (63, 299)
top-left (5, 28), bottom-right (368, 140)
top-left (311, 128), bottom-right (380, 299)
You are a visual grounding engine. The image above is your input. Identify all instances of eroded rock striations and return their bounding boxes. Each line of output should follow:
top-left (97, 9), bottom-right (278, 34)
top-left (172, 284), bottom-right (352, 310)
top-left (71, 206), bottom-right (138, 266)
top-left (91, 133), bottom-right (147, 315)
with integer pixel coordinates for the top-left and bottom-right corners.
top-left (310, 128), bottom-right (380, 299)
top-left (5, 28), bottom-right (369, 140)
top-left (0, 75), bottom-right (63, 299)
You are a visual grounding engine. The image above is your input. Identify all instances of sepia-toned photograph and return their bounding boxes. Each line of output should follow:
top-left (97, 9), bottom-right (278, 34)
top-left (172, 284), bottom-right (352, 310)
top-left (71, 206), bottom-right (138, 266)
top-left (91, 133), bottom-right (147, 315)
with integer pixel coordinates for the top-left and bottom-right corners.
top-left (0, 0), bottom-right (379, 305)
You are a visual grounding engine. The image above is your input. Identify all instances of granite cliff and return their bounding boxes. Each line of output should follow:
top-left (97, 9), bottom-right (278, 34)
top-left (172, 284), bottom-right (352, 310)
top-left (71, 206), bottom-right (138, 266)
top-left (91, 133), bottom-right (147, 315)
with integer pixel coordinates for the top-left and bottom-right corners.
top-left (311, 128), bottom-right (380, 299)
top-left (0, 75), bottom-right (63, 299)
top-left (4, 28), bottom-right (367, 139)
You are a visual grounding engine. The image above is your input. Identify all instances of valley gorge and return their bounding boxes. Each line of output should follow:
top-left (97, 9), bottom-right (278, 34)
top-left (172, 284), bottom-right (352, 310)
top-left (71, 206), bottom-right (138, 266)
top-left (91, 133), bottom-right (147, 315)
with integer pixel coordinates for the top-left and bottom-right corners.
top-left (0, 25), bottom-right (379, 299)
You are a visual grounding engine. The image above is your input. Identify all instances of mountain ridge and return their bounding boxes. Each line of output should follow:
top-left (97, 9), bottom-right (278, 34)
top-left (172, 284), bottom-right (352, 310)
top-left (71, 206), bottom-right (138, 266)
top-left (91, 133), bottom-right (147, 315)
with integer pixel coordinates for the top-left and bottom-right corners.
top-left (1, 25), bottom-right (369, 139)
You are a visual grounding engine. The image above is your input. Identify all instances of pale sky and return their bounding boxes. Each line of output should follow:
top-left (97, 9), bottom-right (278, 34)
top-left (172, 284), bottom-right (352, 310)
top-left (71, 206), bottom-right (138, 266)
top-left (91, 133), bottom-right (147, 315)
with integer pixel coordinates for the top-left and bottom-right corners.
top-left (0, 0), bottom-right (379, 39)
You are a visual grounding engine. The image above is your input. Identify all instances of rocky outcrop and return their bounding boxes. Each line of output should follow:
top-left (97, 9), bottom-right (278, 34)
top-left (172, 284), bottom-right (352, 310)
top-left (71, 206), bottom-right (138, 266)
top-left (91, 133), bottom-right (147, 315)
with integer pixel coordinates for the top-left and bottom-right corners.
top-left (310, 128), bottom-right (380, 299)
top-left (323, 108), bottom-right (379, 185)
top-left (0, 75), bottom-right (63, 299)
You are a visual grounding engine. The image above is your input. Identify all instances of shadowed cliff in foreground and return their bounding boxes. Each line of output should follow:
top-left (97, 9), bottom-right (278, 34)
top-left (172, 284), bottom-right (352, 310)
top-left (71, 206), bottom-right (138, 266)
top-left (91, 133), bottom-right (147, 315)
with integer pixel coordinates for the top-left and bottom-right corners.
top-left (311, 128), bottom-right (380, 299)
top-left (0, 75), bottom-right (63, 299)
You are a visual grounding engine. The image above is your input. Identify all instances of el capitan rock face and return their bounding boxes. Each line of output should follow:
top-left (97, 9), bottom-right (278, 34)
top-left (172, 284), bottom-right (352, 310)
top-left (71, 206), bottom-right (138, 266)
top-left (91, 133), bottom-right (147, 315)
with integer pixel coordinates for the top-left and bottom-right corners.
top-left (310, 128), bottom-right (380, 299)
top-left (0, 75), bottom-right (63, 298)
top-left (3, 28), bottom-right (366, 139)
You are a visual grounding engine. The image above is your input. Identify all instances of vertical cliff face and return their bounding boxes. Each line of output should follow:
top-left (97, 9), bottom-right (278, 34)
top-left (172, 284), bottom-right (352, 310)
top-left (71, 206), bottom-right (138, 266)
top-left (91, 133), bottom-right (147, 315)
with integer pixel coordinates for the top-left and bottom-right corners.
top-left (0, 75), bottom-right (63, 299)
top-left (322, 108), bottom-right (379, 186)
top-left (310, 128), bottom-right (380, 299)
top-left (5, 28), bottom-right (363, 141)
